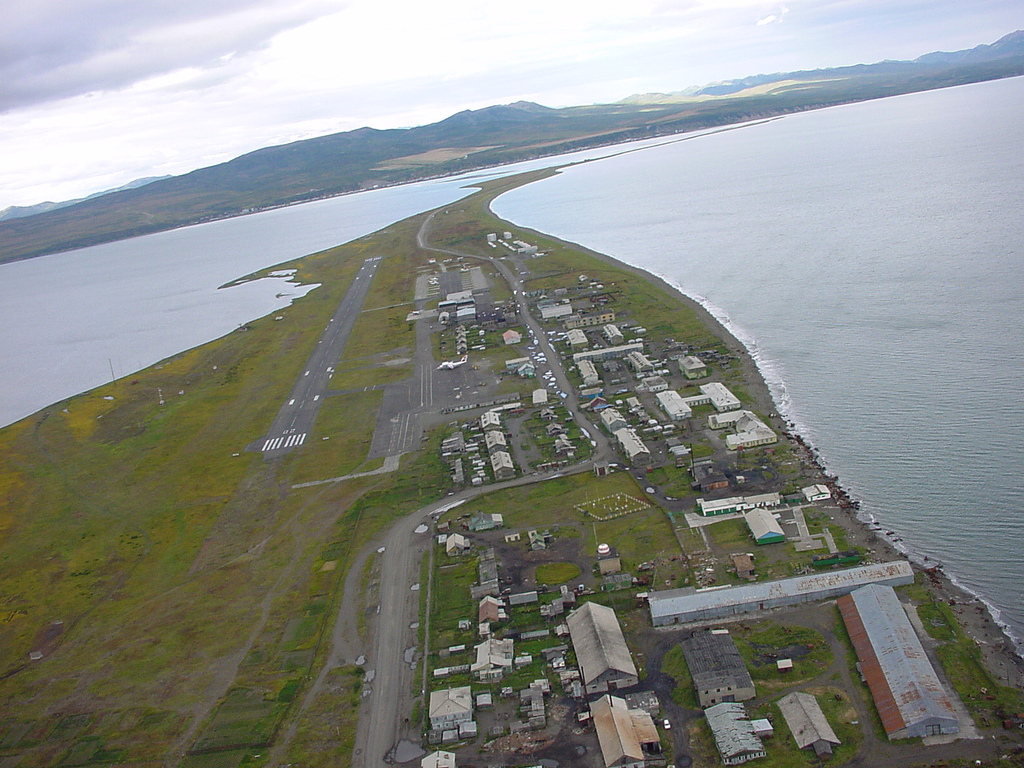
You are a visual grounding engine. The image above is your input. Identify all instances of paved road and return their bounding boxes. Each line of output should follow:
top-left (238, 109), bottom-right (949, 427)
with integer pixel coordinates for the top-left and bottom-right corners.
top-left (251, 256), bottom-right (382, 457)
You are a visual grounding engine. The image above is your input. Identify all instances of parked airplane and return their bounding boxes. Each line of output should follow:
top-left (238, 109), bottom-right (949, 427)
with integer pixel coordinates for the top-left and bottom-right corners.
top-left (437, 355), bottom-right (468, 370)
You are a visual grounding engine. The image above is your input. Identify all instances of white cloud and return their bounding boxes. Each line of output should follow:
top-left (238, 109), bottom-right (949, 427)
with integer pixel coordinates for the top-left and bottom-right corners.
top-left (0, 0), bottom-right (1020, 208)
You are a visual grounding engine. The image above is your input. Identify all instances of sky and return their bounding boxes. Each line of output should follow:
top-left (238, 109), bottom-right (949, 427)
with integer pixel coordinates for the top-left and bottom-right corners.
top-left (1, 0), bottom-right (1020, 210)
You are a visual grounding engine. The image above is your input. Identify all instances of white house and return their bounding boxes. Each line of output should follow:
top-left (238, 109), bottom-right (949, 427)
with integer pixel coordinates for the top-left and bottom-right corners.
top-left (428, 687), bottom-right (473, 731)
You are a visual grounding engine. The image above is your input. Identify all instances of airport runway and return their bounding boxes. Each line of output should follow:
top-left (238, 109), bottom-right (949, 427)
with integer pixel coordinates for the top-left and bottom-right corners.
top-left (251, 256), bottom-right (382, 457)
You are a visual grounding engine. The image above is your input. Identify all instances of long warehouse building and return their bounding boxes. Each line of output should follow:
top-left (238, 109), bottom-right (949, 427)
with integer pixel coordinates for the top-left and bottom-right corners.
top-left (648, 561), bottom-right (914, 626)
top-left (838, 584), bottom-right (959, 740)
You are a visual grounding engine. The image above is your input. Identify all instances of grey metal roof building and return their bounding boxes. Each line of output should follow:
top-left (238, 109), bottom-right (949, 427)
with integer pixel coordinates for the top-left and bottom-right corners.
top-left (567, 602), bottom-right (639, 694)
top-left (777, 691), bottom-right (841, 757)
top-left (681, 630), bottom-right (755, 707)
top-left (838, 584), bottom-right (959, 739)
top-left (573, 342), bottom-right (644, 365)
top-left (648, 561), bottom-right (914, 626)
top-left (705, 702), bottom-right (766, 765)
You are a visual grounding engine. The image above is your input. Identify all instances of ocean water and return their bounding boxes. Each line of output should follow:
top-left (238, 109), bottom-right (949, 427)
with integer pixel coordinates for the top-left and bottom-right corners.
top-left (493, 76), bottom-right (1024, 650)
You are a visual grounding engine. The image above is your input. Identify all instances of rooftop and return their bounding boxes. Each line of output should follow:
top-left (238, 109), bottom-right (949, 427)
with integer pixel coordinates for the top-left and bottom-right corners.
top-left (649, 561), bottom-right (915, 625)
top-left (566, 602), bottom-right (637, 687)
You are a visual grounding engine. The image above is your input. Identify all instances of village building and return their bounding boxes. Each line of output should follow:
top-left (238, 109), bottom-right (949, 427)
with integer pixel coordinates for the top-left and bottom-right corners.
top-left (567, 328), bottom-right (589, 348)
top-left (743, 508), bottom-right (786, 545)
top-left (680, 629), bottom-right (756, 707)
top-left (469, 513), bottom-right (504, 532)
top-left (470, 549), bottom-right (499, 599)
top-left (421, 751), bottom-right (457, 768)
top-left (625, 351), bottom-right (655, 374)
top-left (591, 695), bottom-right (661, 768)
top-left (579, 359), bottom-right (601, 387)
top-left (572, 342), bottom-right (645, 366)
top-left (484, 430), bottom-right (507, 453)
top-left (709, 410), bottom-right (777, 450)
top-left (428, 686), bottom-right (473, 731)
top-left (667, 440), bottom-right (691, 467)
top-left (655, 389), bottom-right (693, 421)
top-left (640, 375), bottom-right (669, 393)
top-left (445, 533), bottom-right (470, 556)
top-left (613, 427), bottom-right (651, 467)
top-left (692, 462), bottom-right (729, 493)
top-left (698, 382), bottom-right (742, 411)
top-left (838, 584), bottom-right (959, 739)
top-left (566, 602), bottom-right (639, 694)
top-left (503, 357), bottom-right (535, 377)
top-left (490, 450), bottom-right (516, 481)
top-left (478, 595), bottom-right (503, 624)
top-left (696, 493), bottom-right (780, 517)
top-left (471, 637), bottom-right (514, 680)
top-left (565, 310), bottom-right (616, 329)
top-left (648, 561), bottom-right (915, 626)
top-left (705, 702), bottom-right (766, 765)
top-left (777, 691), bottom-right (842, 758)
top-left (731, 553), bottom-right (755, 580)
top-left (677, 355), bottom-right (708, 379)
top-left (600, 408), bottom-right (628, 434)
top-left (603, 324), bottom-right (625, 346)
top-left (539, 302), bottom-right (573, 320)
top-left (532, 388), bottom-right (549, 405)
top-left (802, 484), bottom-right (832, 502)
top-left (545, 422), bottom-right (567, 437)
top-left (502, 329), bottom-right (522, 345)
top-left (596, 543), bottom-right (621, 575)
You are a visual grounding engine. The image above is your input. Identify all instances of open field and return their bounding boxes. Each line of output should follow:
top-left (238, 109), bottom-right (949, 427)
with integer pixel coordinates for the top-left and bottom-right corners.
top-left (0, 201), bottom-right (452, 766)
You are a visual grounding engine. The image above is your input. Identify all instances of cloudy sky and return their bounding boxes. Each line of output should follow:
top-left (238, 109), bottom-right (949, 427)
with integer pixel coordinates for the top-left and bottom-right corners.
top-left (1, 0), bottom-right (1020, 209)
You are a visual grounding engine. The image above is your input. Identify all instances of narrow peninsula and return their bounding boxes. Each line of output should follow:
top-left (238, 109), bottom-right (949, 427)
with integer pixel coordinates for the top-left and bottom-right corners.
top-left (0, 170), bottom-right (1021, 768)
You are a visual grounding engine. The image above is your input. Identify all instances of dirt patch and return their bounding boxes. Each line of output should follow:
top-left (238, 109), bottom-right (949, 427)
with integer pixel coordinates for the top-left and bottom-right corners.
top-left (29, 620), bottom-right (65, 658)
top-left (374, 146), bottom-right (500, 171)
top-left (748, 642), bottom-right (814, 668)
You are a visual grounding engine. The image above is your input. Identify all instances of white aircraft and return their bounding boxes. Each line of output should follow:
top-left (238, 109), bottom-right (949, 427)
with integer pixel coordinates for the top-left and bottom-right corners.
top-left (436, 355), bottom-right (468, 370)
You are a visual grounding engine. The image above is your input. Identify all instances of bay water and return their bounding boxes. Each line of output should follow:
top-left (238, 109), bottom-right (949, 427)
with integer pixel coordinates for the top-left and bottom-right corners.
top-left (0, 133), bottom-right (694, 429)
top-left (493, 76), bottom-right (1024, 650)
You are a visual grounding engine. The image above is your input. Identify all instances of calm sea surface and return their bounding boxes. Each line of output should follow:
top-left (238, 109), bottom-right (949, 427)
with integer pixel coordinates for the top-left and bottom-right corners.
top-left (494, 76), bottom-right (1024, 650)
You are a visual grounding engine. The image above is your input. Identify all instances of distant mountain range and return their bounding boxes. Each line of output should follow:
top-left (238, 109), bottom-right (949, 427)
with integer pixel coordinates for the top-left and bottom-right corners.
top-left (0, 176), bottom-right (171, 222)
top-left (621, 29), bottom-right (1024, 101)
top-left (2, 30), bottom-right (1022, 265)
